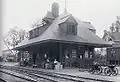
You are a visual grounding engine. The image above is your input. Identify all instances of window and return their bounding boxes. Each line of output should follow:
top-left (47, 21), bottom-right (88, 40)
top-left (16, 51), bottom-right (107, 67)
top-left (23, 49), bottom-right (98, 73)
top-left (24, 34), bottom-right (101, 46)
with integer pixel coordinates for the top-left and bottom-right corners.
top-left (110, 49), bottom-right (115, 54)
top-left (65, 50), bottom-right (70, 59)
top-left (29, 31), bottom-right (33, 39)
top-left (72, 49), bottom-right (77, 58)
top-left (80, 55), bottom-right (83, 59)
top-left (32, 30), bottom-right (35, 38)
top-left (90, 55), bottom-right (92, 58)
top-left (89, 52), bottom-right (93, 59)
top-left (67, 23), bottom-right (77, 35)
top-left (35, 28), bottom-right (39, 37)
top-left (29, 28), bottom-right (40, 39)
top-left (85, 50), bottom-right (88, 58)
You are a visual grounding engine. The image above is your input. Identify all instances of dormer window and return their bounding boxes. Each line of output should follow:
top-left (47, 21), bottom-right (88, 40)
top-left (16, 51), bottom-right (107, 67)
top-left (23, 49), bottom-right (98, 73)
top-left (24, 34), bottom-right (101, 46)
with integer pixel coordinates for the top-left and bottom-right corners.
top-left (67, 23), bottom-right (77, 35)
top-left (59, 14), bottom-right (78, 35)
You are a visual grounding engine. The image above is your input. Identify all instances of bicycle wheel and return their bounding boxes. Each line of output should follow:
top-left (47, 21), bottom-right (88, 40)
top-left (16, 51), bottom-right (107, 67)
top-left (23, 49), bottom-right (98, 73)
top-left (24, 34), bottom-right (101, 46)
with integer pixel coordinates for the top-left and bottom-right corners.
top-left (96, 66), bottom-right (102, 74)
top-left (112, 68), bottom-right (118, 76)
top-left (104, 68), bottom-right (111, 76)
top-left (88, 68), bottom-right (95, 74)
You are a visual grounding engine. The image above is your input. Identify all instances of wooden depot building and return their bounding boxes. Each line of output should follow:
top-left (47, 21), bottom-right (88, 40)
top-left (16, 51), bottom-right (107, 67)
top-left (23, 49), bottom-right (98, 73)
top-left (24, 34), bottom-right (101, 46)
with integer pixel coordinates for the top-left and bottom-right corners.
top-left (15, 2), bottom-right (110, 68)
top-left (103, 30), bottom-right (120, 65)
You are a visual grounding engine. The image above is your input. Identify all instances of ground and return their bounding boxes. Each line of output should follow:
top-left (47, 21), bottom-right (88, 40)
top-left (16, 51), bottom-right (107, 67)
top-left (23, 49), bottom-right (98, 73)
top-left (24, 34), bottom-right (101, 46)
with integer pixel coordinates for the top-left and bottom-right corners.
top-left (0, 62), bottom-right (19, 66)
top-left (0, 62), bottom-right (120, 82)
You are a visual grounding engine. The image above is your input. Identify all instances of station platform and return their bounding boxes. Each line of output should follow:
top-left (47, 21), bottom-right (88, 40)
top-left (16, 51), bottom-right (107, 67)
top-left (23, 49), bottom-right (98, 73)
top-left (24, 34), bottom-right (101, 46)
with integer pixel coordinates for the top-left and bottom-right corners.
top-left (1, 62), bottom-right (120, 82)
top-left (29, 67), bottom-right (120, 82)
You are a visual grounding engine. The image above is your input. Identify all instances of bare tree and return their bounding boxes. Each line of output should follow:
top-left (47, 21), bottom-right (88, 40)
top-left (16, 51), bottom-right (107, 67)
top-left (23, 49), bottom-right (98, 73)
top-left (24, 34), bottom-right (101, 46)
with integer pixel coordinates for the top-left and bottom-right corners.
top-left (3, 27), bottom-right (29, 61)
top-left (115, 16), bottom-right (120, 32)
top-left (4, 27), bottom-right (29, 47)
top-left (93, 49), bottom-right (108, 65)
top-left (110, 23), bottom-right (115, 32)
top-left (110, 16), bottom-right (120, 32)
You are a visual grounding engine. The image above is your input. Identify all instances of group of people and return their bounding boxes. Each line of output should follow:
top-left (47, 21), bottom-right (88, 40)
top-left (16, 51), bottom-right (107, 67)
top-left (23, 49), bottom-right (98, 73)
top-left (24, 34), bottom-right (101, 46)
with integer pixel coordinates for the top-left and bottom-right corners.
top-left (21, 53), bottom-right (63, 70)
top-left (44, 56), bottom-right (63, 70)
top-left (45, 59), bottom-right (62, 69)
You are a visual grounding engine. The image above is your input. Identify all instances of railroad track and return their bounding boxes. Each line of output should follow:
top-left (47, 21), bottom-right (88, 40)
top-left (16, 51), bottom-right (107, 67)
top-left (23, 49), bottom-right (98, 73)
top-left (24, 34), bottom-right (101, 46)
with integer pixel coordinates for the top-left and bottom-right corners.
top-left (1, 66), bottom-right (114, 82)
top-left (0, 78), bottom-right (7, 82)
top-left (0, 69), bottom-right (38, 82)
top-left (1, 66), bottom-right (82, 82)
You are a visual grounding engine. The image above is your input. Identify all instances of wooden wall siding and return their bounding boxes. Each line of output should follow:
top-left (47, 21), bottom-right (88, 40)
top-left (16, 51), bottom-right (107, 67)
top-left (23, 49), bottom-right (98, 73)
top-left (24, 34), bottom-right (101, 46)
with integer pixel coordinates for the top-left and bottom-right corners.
top-left (19, 42), bottom-right (94, 68)
top-left (107, 47), bottom-right (120, 61)
top-left (63, 44), bottom-right (94, 68)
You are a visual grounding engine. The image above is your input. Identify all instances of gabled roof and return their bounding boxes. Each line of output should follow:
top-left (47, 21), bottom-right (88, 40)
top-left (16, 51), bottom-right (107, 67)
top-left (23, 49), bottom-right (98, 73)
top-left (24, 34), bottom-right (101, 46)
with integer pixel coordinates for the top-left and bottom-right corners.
top-left (58, 12), bottom-right (78, 25)
top-left (103, 31), bottom-right (120, 41)
top-left (58, 12), bottom-right (71, 24)
top-left (111, 32), bottom-right (120, 40)
top-left (76, 18), bottom-right (107, 45)
top-left (112, 44), bottom-right (120, 47)
top-left (15, 12), bottom-right (110, 49)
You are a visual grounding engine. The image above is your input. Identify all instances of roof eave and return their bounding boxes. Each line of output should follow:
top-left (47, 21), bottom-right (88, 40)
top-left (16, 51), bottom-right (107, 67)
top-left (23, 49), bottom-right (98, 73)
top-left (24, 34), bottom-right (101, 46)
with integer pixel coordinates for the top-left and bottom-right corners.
top-left (14, 39), bottom-right (112, 50)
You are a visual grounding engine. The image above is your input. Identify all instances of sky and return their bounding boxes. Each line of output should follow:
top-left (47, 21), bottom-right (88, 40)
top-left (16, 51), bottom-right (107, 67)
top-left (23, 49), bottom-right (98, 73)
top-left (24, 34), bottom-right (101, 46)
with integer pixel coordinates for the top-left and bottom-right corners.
top-left (1, 0), bottom-right (120, 50)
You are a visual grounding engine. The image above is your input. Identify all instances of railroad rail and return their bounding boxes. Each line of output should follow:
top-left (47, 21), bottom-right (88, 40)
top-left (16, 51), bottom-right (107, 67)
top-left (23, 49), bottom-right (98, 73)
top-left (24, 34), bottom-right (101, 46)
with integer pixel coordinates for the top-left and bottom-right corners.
top-left (1, 66), bottom-right (82, 82)
top-left (0, 69), bottom-right (37, 82)
top-left (1, 65), bottom-right (114, 82)
top-left (0, 78), bottom-right (7, 82)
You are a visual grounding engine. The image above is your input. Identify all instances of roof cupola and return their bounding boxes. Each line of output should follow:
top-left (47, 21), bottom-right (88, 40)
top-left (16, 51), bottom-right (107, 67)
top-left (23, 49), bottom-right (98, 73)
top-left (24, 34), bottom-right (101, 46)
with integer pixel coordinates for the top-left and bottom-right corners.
top-left (51, 2), bottom-right (59, 18)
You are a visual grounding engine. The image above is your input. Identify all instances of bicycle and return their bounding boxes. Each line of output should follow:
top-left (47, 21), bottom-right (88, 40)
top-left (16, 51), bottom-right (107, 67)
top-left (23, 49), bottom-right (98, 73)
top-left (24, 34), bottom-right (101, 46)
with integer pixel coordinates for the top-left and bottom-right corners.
top-left (88, 65), bottom-right (102, 74)
top-left (104, 65), bottom-right (118, 76)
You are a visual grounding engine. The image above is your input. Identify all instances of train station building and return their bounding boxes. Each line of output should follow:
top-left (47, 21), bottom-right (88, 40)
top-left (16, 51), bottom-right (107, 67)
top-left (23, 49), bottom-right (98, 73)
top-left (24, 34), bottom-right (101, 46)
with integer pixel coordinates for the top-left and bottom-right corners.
top-left (15, 2), bottom-right (110, 68)
top-left (103, 30), bottom-right (120, 65)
